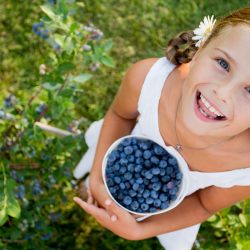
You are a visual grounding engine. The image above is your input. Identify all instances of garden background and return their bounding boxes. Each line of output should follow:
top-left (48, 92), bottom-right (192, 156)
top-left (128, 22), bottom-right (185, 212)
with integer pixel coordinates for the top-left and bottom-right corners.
top-left (1, 0), bottom-right (250, 249)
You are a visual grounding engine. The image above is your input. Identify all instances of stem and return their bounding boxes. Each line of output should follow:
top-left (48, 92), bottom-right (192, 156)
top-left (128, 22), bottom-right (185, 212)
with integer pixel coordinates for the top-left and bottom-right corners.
top-left (1, 164), bottom-right (8, 217)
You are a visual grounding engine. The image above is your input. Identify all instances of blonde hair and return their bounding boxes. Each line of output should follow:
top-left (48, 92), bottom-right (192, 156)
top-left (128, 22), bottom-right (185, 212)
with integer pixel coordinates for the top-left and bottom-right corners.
top-left (166, 6), bottom-right (250, 65)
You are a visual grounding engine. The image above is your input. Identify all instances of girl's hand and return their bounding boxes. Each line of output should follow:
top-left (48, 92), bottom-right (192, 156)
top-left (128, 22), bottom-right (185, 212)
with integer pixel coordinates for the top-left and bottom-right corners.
top-left (73, 189), bottom-right (142, 240)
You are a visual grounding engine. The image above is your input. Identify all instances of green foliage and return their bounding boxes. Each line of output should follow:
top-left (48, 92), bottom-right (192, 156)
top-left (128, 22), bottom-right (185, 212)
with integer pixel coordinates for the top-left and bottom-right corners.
top-left (0, 0), bottom-right (250, 249)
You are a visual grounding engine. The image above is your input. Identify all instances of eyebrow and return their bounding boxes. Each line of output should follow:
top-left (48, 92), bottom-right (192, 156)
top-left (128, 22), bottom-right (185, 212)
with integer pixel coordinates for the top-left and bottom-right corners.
top-left (214, 48), bottom-right (237, 67)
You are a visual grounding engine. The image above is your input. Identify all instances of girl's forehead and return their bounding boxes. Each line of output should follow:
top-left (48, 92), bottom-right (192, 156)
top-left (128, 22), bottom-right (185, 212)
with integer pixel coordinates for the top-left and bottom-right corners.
top-left (205, 25), bottom-right (250, 66)
top-left (209, 25), bottom-right (250, 49)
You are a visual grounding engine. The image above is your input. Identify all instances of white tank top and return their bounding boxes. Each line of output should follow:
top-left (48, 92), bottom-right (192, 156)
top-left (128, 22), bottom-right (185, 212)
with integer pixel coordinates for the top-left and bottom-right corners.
top-left (131, 57), bottom-right (250, 195)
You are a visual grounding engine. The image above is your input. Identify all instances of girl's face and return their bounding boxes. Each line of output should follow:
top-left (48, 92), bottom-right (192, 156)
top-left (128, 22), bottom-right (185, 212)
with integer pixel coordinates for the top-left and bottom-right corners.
top-left (180, 25), bottom-right (250, 140)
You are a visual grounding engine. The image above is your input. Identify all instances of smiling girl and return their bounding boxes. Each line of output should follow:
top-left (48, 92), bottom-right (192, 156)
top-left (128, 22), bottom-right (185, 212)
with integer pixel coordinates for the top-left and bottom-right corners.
top-left (73, 6), bottom-right (250, 250)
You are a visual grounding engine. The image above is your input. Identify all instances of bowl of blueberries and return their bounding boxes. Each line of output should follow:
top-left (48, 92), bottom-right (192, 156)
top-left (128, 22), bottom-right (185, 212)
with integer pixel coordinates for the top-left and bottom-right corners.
top-left (102, 135), bottom-right (190, 217)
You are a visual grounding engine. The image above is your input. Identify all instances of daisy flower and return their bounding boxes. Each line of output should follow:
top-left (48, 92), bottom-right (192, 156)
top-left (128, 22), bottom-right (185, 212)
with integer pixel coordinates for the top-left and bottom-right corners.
top-left (192, 15), bottom-right (216, 47)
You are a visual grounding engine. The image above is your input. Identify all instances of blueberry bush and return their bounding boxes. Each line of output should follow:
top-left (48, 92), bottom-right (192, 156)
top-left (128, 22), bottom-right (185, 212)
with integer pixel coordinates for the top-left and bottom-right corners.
top-left (1, 0), bottom-right (250, 249)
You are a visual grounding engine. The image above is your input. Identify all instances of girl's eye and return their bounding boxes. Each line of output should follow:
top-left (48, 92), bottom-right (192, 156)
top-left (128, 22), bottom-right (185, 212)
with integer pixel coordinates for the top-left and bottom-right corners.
top-left (216, 58), bottom-right (230, 72)
top-left (246, 87), bottom-right (250, 94)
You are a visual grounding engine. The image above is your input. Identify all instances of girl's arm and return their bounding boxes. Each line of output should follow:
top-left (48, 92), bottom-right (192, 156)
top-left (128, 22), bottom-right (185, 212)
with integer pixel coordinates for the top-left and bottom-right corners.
top-left (89, 58), bottom-right (159, 207)
top-left (138, 185), bottom-right (250, 239)
top-left (74, 184), bottom-right (250, 240)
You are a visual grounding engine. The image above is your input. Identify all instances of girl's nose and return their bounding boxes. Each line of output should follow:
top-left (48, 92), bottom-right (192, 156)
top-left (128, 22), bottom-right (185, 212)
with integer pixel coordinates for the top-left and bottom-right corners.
top-left (212, 82), bottom-right (234, 103)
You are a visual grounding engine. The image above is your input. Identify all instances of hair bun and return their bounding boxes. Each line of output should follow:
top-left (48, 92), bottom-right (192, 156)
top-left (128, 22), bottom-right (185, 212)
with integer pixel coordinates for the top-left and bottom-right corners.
top-left (165, 30), bottom-right (197, 65)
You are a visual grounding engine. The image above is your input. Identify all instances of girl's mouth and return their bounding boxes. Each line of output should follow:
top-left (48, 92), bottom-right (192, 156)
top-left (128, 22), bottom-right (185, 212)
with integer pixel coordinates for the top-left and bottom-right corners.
top-left (194, 91), bottom-right (227, 122)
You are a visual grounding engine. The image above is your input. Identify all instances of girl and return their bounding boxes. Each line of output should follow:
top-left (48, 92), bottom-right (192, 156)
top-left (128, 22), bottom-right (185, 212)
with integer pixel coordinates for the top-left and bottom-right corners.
top-left (73, 6), bottom-right (250, 250)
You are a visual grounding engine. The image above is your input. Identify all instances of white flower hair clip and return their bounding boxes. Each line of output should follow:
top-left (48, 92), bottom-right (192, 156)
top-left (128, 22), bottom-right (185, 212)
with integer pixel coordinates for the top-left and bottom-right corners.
top-left (192, 15), bottom-right (216, 47)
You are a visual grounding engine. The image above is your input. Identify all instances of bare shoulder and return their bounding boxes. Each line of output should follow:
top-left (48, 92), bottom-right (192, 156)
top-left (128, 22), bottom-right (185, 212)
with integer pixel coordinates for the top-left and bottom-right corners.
top-left (110, 58), bottom-right (160, 120)
top-left (198, 185), bottom-right (250, 214)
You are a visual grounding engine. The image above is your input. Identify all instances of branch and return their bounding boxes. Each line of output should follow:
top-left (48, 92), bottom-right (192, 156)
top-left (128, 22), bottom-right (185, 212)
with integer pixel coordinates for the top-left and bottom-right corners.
top-left (35, 122), bottom-right (81, 136)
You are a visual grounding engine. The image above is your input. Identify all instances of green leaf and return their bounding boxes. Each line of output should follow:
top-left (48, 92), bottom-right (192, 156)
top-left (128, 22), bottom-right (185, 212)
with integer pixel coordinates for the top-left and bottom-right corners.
top-left (64, 36), bottom-right (75, 55)
top-left (41, 5), bottom-right (58, 22)
top-left (43, 83), bottom-right (61, 91)
top-left (6, 180), bottom-right (20, 219)
top-left (239, 214), bottom-right (247, 227)
top-left (73, 74), bottom-right (92, 84)
top-left (103, 40), bottom-right (113, 52)
top-left (0, 209), bottom-right (8, 227)
top-left (54, 34), bottom-right (65, 47)
top-left (58, 62), bottom-right (75, 73)
top-left (7, 195), bottom-right (21, 219)
top-left (100, 55), bottom-right (115, 68)
top-left (70, 22), bottom-right (79, 33)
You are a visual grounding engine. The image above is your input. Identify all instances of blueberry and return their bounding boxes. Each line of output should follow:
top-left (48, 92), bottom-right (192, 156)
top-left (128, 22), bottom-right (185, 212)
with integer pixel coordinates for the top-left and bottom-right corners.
top-left (150, 190), bottom-right (158, 199)
top-left (135, 150), bottom-right (143, 158)
top-left (150, 156), bottom-right (160, 165)
top-left (120, 158), bottom-right (128, 165)
top-left (136, 177), bottom-right (144, 184)
top-left (145, 171), bottom-right (153, 179)
top-left (160, 201), bottom-right (169, 210)
top-left (169, 187), bottom-right (177, 195)
top-left (135, 158), bottom-right (144, 165)
top-left (153, 145), bottom-right (166, 155)
top-left (141, 203), bottom-right (149, 211)
top-left (132, 183), bottom-right (139, 191)
top-left (124, 146), bottom-right (133, 155)
top-left (161, 175), bottom-right (170, 183)
top-left (123, 196), bottom-right (132, 206)
top-left (128, 155), bottom-right (135, 162)
top-left (176, 172), bottom-right (183, 180)
top-left (143, 150), bottom-right (152, 159)
top-left (159, 160), bottom-right (168, 168)
top-left (119, 166), bottom-right (127, 174)
top-left (168, 157), bottom-right (177, 166)
top-left (114, 176), bottom-right (121, 184)
top-left (135, 164), bottom-right (143, 173)
top-left (106, 178), bottom-right (114, 187)
top-left (170, 194), bottom-right (177, 201)
top-left (166, 166), bottom-right (174, 174)
top-left (143, 190), bottom-right (150, 198)
top-left (152, 167), bottom-right (160, 175)
top-left (124, 182), bottom-right (131, 189)
top-left (139, 141), bottom-right (150, 150)
top-left (150, 176), bottom-right (159, 183)
top-left (130, 201), bottom-right (139, 210)
top-left (166, 181), bottom-right (174, 189)
top-left (121, 138), bottom-right (132, 146)
top-left (143, 178), bottom-right (150, 185)
top-left (120, 152), bottom-right (126, 159)
top-left (160, 168), bottom-right (166, 176)
top-left (124, 172), bottom-right (132, 180)
top-left (152, 182), bottom-right (162, 191)
top-left (154, 199), bottom-right (162, 207)
top-left (144, 159), bottom-right (152, 167)
top-left (149, 207), bottom-right (157, 213)
top-left (128, 163), bottom-right (135, 172)
top-left (138, 197), bottom-right (145, 203)
top-left (117, 193), bottom-right (124, 200)
top-left (146, 197), bottom-right (154, 204)
top-left (119, 182), bottom-right (126, 190)
top-left (129, 189), bottom-right (137, 197)
top-left (159, 193), bottom-right (168, 202)
top-left (109, 151), bottom-right (118, 162)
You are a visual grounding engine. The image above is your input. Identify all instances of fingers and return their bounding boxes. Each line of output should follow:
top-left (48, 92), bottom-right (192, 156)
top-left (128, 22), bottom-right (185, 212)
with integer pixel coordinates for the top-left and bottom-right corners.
top-left (73, 197), bottom-right (110, 221)
top-left (104, 198), bottom-right (132, 221)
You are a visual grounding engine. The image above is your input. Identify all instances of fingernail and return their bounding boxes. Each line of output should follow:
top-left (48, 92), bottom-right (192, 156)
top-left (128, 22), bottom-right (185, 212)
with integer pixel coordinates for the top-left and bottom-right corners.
top-left (111, 215), bottom-right (117, 222)
top-left (73, 197), bottom-right (80, 202)
top-left (105, 199), bottom-right (112, 205)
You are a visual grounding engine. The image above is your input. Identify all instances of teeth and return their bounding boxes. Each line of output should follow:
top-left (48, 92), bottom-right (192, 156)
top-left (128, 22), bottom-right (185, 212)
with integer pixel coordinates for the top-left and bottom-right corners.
top-left (200, 93), bottom-right (224, 117)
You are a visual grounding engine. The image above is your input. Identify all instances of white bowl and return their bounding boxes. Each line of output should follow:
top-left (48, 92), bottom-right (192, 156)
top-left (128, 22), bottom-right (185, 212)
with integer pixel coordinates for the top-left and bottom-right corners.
top-left (102, 135), bottom-right (190, 217)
